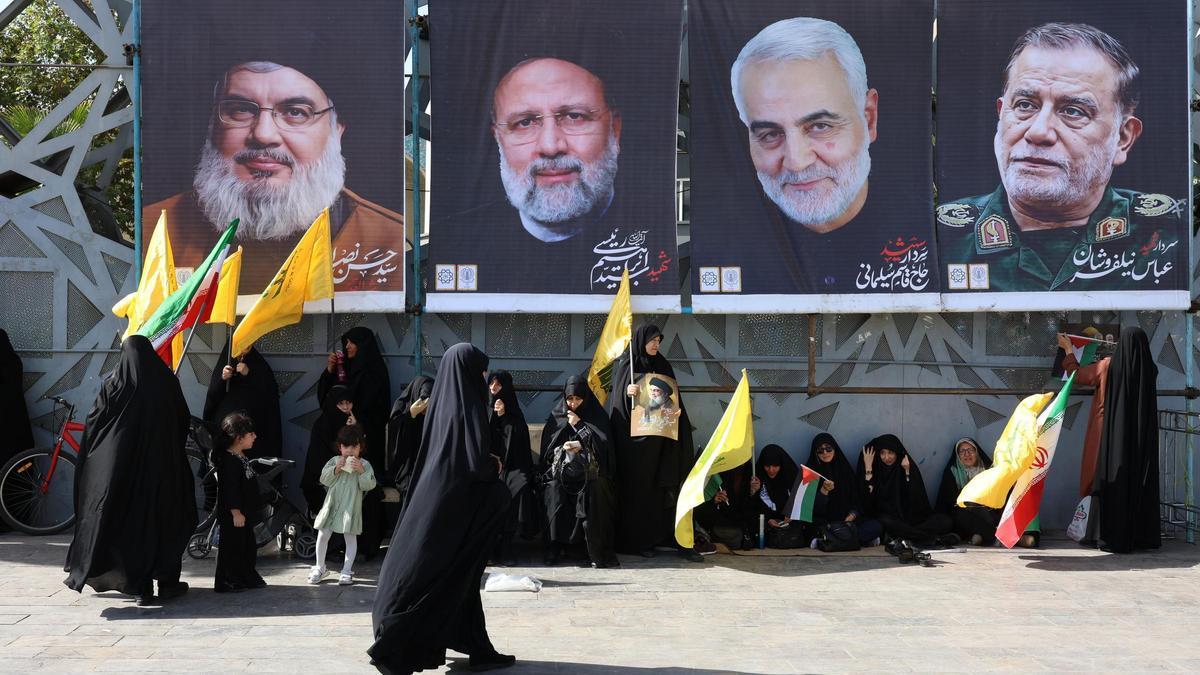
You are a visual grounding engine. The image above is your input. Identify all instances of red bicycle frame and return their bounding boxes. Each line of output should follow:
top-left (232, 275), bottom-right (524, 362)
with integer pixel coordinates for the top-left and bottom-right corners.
top-left (38, 419), bottom-right (82, 496)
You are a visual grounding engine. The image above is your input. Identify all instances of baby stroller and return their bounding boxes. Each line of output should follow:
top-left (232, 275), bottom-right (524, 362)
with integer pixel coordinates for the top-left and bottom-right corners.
top-left (185, 417), bottom-right (318, 560)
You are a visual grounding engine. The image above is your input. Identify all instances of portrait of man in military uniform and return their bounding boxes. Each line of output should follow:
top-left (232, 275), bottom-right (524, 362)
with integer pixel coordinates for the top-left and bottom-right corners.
top-left (938, 22), bottom-right (1185, 293)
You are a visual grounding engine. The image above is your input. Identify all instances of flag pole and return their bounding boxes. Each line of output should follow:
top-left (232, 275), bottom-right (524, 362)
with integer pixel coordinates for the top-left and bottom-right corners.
top-left (225, 323), bottom-right (233, 392)
top-left (627, 334), bottom-right (635, 410)
top-left (173, 291), bottom-right (213, 376)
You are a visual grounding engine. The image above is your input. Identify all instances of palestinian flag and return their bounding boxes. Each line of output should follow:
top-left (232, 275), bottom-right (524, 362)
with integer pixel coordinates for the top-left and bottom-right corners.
top-left (995, 373), bottom-right (1075, 547)
top-left (137, 220), bottom-right (239, 365)
top-left (785, 465), bottom-right (826, 523)
top-left (1060, 334), bottom-right (1100, 380)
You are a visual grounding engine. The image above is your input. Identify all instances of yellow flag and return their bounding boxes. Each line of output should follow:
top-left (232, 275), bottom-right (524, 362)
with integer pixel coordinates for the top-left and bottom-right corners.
top-left (206, 246), bottom-right (243, 326)
top-left (957, 391), bottom-right (1054, 508)
top-left (231, 210), bottom-right (334, 356)
top-left (587, 269), bottom-right (632, 404)
top-left (675, 369), bottom-right (755, 548)
top-left (113, 210), bottom-right (183, 369)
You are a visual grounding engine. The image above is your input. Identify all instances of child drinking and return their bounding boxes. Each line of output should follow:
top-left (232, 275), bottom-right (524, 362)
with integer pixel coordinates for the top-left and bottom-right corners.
top-left (308, 424), bottom-right (377, 585)
top-left (215, 411), bottom-right (266, 593)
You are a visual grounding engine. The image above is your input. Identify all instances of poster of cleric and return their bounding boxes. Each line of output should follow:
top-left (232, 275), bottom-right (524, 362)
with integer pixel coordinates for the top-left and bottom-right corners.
top-left (425, 0), bottom-right (683, 311)
top-left (935, 0), bottom-right (1189, 303)
top-left (140, 1), bottom-right (406, 308)
top-left (687, 0), bottom-right (938, 311)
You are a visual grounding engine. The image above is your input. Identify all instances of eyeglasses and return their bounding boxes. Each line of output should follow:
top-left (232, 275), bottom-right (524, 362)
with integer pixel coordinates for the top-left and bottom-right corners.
top-left (495, 108), bottom-right (608, 144)
top-left (217, 99), bottom-right (335, 129)
top-left (817, 445), bottom-right (835, 453)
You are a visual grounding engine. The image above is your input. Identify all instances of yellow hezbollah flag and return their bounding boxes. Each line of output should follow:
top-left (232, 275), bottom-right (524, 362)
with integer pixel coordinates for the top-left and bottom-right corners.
top-left (957, 391), bottom-right (1054, 508)
top-left (231, 210), bottom-right (333, 356)
top-left (587, 268), bottom-right (632, 405)
top-left (675, 369), bottom-right (755, 548)
top-left (112, 210), bottom-right (183, 369)
top-left (206, 246), bottom-right (243, 326)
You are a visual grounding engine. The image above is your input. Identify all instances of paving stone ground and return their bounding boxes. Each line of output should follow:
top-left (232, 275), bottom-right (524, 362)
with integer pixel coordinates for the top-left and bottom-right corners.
top-left (0, 532), bottom-right (1196, 673)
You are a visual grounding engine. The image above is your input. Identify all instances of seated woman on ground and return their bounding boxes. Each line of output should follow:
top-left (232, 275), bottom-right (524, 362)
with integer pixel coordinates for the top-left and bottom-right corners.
top-left (935, 437), bottom-right (1000, 546)
top-left (695, 461), bottom-right (755, 550)
top-left (857, 434), bottom-right (956, 549)
top-left (748, 444), bottom-right (805, 548)
top-left (806, 433), bottom-right (882, 547)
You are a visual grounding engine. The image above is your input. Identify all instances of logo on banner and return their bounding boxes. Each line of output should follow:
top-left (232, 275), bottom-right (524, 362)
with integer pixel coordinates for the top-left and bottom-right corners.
top-left (1095, 217), bottom-right (1127, 242)
top-left (977, 216), bottom-right (1012, 249)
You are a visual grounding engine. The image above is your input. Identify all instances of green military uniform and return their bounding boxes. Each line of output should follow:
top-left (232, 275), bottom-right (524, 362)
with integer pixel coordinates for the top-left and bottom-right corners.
top-left (937, 185), bottom-right (1184, 292)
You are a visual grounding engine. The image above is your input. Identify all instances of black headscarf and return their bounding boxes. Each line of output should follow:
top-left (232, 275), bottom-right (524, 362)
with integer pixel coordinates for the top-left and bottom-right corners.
top-left (755, 444), bottom-right (798, 515)
top-left (1095, 327), bottom-right (1160, 552)
top-left (541, 375), bottom-right (612, 464)
top-left (386, 375), bottom-right (434, 488)
top-left (488, 370), bottom-right (532, 473)
top-left (934, 437), bottom-right (992, 515)
top-left (0, 329), bottom-right (34, 463)
top-left (806, 433), bottom-right (858, 520)
top-left (318, 326), bottom-right (391, 470)
top-left (64, 336), bottom-right (196, 595)
top-left (203, 344), bottom-right (281, 460)
top-left (301, 385), bottom-right (352, 514)
top-left (609, 324), bottom-right (674, 397)
top-left (858, 433), bottom-right (932, 524)
top-left (370, 343), bottom-right (511, 671)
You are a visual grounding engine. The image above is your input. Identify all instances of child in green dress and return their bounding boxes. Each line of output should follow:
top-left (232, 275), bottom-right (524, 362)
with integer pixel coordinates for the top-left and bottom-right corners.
top-left (308, 425), bottom-right (377, 585)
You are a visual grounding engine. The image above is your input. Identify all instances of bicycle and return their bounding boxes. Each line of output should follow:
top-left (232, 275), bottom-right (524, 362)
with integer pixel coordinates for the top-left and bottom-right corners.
top-left (0, 396), bottom-right (81, 534)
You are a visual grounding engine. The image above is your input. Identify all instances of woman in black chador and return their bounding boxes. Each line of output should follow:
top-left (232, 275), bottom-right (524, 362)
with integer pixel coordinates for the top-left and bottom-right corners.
top-left (386, 375), bottom-right (434, 495)
top-left (1093, 327), bottom-right (1161, 553)
top-left (608, 323), bottom-right (699, 560)
top-left (0, 328), bottom-right (34, 466)
top-left (857, 434), bottom-right (954, 547)
top-left (64, 336), bottom-right (196, 605)
top-left (369, 343), bottom-right (514, 673)
top-left (488, 370), bottom-right (536, 565)
top-left (319, 327), bottom-right (390, 558)
top-left (540, 375), bottom-right (618, 568)
top-left (203, 344), bottom-right (282, 460)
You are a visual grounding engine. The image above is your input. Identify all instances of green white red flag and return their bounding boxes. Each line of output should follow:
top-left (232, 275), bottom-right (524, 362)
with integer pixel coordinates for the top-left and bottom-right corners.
top-left (137, 220), bottom-right (239, 365)
top-left (786, 464), bottom-right (826, 523)
top-left (995, 372), bottom-right (1075, 547)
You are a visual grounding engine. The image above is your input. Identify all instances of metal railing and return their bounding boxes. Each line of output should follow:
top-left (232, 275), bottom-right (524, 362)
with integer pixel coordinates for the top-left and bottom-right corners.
top-left (1159, 410), bottom-right (1198, 543)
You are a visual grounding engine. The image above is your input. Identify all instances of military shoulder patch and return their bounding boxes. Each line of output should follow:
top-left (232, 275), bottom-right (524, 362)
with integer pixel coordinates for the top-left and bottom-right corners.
top-left (936, 203), bottom-right (976, 228)
top-left (976, 215), bottom-right (1012, 249)
top-left (1132, 193), bottom-right (1178, 218)
top-left (1095, 217), bottom-right (1128, 242)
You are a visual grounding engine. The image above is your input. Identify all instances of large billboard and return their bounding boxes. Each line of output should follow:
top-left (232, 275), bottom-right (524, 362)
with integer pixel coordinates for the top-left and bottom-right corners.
top-left (688, 0), bottom-right (938, 313)
top-left (425, 0), bottom-right (683, 313)
top-left (141, 1), bottom-right (406, 312)
top-left (935, 0), bottom-right (1190, 310)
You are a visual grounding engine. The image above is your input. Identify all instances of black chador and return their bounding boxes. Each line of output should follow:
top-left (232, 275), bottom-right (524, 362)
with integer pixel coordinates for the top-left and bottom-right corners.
top-left (369, 343), bottom-right (514, 673)
top-left (0, 329), bottom-right (34, 466)
top-left (203, 345), bottom-right (282, 460)
top-left (386, 375), bottom-right (434, 494)
top-left (489, 370), bottom-right (537, 562)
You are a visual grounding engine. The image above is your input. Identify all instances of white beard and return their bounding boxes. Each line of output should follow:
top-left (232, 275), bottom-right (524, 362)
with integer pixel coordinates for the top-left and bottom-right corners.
top-left (757, 139), bottom-right (871, 228)
top-left (996, 126), bottom-right (1117, 207)
top-left (193, 135), bottom-right (346, 240)
top-left (498, 132), bottom-right (619, 225)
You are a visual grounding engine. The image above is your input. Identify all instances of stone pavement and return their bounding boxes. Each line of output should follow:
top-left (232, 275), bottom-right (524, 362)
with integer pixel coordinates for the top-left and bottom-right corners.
top-left (0, 532), bottom-right (1197, 673)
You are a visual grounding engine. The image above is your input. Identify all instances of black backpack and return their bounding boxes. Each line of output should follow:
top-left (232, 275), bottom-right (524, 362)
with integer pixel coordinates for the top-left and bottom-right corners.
top-left (817, 521), bottom-right (861, 552)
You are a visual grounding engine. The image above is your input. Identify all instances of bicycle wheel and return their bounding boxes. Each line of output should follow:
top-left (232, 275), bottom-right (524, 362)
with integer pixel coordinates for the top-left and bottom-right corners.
top-left (0, 448), bottom-right (77, 535)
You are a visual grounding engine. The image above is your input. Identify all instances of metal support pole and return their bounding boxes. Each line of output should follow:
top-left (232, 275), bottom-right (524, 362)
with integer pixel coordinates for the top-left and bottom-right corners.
top-left (806, 314), bottom-right (817, 397)
top-left (410, 4), bottom-right (424, 374)
top-left (131, 0), bottom-right (143, 283)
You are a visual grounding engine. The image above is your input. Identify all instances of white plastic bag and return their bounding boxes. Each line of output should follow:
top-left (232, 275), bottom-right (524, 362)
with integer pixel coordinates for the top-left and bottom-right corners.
top-left (1066, 496), bottom-right (1091, 542)
top-left (483, 572), bottom-right (542, 592)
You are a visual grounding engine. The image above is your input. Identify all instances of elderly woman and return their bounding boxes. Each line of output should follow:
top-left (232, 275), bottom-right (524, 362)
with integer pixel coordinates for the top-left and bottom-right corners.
top-left (935, 438), bottom-right (1001, 546)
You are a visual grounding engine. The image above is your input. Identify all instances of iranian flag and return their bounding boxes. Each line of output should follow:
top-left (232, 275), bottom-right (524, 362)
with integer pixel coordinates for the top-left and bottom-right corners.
top-left (786, 465), bottom-right (826, 523)
top-left (995, 372), bottom-right (1076, 547)
top-left (137, 220), bottom-right (239, 366)
top-left (1061, 334), bottom-right (1100, 380)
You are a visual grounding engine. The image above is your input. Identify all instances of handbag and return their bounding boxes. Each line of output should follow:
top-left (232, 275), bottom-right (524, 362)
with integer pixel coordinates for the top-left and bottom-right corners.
top-left (817, 520), bottom-right (861, 552)
top-left (1066, 496), bottom-right (1091, 542)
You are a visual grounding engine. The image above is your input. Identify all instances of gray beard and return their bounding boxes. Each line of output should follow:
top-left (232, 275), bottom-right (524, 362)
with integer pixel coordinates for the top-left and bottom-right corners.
top-left (757, 140), bottom-right (871, 228)
top-left (193, 137), bottom-right (346, 240)
top-left (996, 127), bottom-right (1117, 207)
top-left (498, 133), bottom-right (619, 226)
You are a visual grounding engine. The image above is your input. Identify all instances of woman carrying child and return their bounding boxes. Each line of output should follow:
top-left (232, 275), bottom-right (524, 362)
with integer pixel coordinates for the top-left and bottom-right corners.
top-left (309, 425), bottom-right (377, 586)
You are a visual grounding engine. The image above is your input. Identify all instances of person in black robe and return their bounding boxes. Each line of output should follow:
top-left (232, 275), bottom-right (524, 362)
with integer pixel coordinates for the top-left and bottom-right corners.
top-left (0, 328), bottom-right (34, 466)
top-left (64, 336), bottom-right (196, 605)
top-left (488, 370), bottom-right (536, 565)
top-left (303, 385), bottom-right (354, 516)
top-left (214, 411), bottom-right (266, 593)
top-left (320, 327), bottom-right (390, 558)
top-left (693, 461), bottom-right (755, 549)
top-left (540, 375), bottom-right (618, 568)
top-left (1093, 327), bottom-right (1161, 554)
top-left (856, 434), bottom-right (954, 548)
top-left (369, 343), bottom-right (514, 673)
top-left (806, 433), bottom-right (881, 546)
top-left (608, 323), bottom-right (700, 561)
top-left (747, 444), bottom-right (805, 548)
top-left (386, 375), bottom-right (434, 494)
top-left (935, 437), bottom-right (1001, 546)
top-left (203, 344), bottom-right (282, 460)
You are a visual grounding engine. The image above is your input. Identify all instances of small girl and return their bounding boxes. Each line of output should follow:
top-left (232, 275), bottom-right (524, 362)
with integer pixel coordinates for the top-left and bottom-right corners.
top-left (215, 411), bottom-right (266, 593)
top-left (308, 424), bottom-right (377, 585)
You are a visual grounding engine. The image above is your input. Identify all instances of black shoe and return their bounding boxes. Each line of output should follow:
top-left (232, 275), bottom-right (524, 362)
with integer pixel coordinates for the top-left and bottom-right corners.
top-left (592, 557), bottom-right (620, 569)
top-left (543, 546), bottom-right (560, 566)
top-left (157, 581), bottom-right (189, 601)
top-left (679, 549), bottom-right (704, 563)
top-left (214, 582), bottom-right (247, 594)
top-left (884, 538), bottom-right (904, 556)
top-left (248, 577), bottom-right (267, 589)
top-left (933, 533), bottom-right (961, 548)
top-left (469, 651), bottom-right (516, 671)
top-left (134, 593), bottom-right (155, 606)
top-left (637, 547), bottom-right (656, 558)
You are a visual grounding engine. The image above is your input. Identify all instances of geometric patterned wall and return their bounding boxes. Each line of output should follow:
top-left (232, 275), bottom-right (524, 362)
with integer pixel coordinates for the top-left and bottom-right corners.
top-left (2, 0), bottom-right (1196, 531)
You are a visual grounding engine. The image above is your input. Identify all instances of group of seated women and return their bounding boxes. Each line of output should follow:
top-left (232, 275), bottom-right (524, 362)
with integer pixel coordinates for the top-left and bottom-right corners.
top-left (695, 433), bottom-right (1039, 553)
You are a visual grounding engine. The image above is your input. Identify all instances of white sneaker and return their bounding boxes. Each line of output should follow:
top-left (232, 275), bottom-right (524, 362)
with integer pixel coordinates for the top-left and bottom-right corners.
top-left (338, 573), bottom-right (353, 586)
top-left (307, 566), bottom-right (328, 584)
